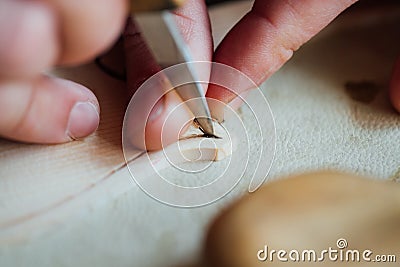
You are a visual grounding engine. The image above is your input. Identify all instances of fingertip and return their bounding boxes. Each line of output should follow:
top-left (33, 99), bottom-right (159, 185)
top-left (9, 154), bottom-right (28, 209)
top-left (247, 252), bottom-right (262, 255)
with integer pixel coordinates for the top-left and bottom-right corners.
top-left (57, 0), bottom-right (128, 65)
top-left (208, 97), bottom-right (225, 123)
top-left (173, 0), bottom-right (213, 63)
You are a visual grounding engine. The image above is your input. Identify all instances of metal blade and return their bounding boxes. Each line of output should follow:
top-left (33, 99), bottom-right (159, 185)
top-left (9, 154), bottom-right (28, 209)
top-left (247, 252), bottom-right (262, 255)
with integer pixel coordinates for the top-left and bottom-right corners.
top-left (161, 11), bottom-right (214, 136)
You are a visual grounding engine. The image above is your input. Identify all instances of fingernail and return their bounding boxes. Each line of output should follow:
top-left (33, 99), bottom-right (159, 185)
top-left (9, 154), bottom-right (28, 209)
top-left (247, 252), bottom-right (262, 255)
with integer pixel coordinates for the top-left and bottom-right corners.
top-left (390, 59), bottom-right (400, 112)
top-left (148, 97), bottom-right (164, 122)
top-left (67, 102), bottom-right (100, 139)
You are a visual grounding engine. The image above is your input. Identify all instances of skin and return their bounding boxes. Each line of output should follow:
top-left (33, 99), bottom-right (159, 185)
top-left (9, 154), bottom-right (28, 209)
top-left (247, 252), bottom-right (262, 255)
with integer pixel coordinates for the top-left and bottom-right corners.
top-left (205, 172), bottom-right (400, 267)
top-left (0, 0), bottom-right (399, 149)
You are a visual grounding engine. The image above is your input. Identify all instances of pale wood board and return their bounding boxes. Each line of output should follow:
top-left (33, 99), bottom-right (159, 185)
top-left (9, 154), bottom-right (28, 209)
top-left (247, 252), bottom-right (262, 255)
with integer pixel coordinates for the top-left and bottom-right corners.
top-left (0, 2), bottom-right (400, 267)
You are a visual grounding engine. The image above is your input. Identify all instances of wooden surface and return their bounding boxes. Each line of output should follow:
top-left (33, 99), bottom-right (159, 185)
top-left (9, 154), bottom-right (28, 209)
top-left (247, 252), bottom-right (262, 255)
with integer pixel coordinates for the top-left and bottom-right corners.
top-left (0, 1), bottom-right (400, 267)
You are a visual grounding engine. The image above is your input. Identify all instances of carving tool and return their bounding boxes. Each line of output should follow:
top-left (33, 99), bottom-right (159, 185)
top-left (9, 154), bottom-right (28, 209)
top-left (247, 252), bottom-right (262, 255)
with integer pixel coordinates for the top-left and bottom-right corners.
top-left (130, 0), bottom-right (215, 137)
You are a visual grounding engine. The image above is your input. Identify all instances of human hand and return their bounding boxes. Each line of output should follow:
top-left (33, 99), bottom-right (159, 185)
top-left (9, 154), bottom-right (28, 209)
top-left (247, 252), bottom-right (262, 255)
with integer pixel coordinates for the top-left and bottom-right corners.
top-left (205, 0), bottom-right (400, 118)
top-left (0, 0), bottom-right (210, 150)
top-left (126, 0), bottom-right (400, 152)
top-left (4, 1), bottom-right (397, 150)
top-left (124, 0), bottom-right (213, 150)
top-left (0, 0), bottom-right (127, 143)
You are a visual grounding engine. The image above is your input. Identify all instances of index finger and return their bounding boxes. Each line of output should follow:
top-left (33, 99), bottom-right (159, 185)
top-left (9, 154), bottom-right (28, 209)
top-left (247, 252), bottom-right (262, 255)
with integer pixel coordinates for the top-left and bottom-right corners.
top-left (206, 0), bottom-right (358, 117)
